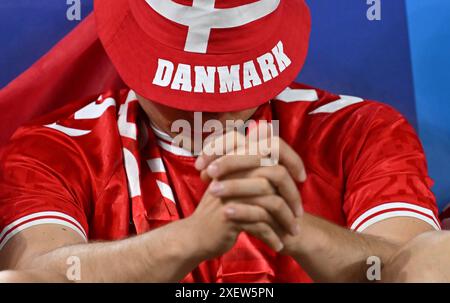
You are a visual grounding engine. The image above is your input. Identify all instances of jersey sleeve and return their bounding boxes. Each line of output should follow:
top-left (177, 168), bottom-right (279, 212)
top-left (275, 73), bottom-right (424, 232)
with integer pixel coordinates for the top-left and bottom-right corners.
top-left (343, 103), bottom-right (440, 232)
top-left (0, 127), bottom-right (91, 249)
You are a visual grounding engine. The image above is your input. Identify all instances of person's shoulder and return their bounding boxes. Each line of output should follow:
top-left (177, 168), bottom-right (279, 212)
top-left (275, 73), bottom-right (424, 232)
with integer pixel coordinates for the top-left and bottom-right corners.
top-left (9, 89), bottom-right (130, 144)
top-left (2, 89), bottom-right (132, 170)
top-left (272, 82), bottom-right (418, 165)
top-left (273, 82), bottom-right (408, 131)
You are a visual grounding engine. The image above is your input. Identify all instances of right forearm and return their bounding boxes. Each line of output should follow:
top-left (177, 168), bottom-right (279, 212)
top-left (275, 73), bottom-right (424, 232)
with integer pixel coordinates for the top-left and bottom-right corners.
top-left (284, 214), bottom-right (397, 282)
top-left (18, 219), bottom-right (203, 282)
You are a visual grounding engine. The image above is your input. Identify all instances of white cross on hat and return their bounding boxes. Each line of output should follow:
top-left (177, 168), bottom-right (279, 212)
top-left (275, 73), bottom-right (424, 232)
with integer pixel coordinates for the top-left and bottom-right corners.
top-left (145, 0), bottom-right (280, 53)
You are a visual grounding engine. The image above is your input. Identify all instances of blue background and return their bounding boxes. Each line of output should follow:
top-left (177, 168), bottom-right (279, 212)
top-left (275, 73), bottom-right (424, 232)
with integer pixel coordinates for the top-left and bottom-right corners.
top-left (0, 0), bottom-right (449, 209)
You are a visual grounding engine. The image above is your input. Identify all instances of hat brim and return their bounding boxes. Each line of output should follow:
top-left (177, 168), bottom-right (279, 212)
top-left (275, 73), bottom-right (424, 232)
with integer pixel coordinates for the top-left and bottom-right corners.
top-left (95, 0), bottom-right (311, 112)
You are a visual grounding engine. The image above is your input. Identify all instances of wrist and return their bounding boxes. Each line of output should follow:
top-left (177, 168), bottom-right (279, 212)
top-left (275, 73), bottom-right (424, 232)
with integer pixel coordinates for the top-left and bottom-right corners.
top-left (173, 217), bottom-right (209, 263)
top-left (137, 219), bottom-right (206, 282)
top-left (283, 214), bottom-right (328, 258)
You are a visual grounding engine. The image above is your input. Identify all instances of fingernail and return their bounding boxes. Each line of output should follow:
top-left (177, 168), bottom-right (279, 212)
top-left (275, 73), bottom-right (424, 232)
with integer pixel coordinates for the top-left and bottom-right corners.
top-left (298, 170), bottom-right (307, 182)
top-left (276, 242), bottom-right (284, 252)
top-left (195, 157), bottom-right (205, 170)
top-left (210, 181), bottom-right (224, 195)
top-left (295, 205), bottom-right (303, 217)
top-left (207, 163), bottom-right (219, 178)
top-left (225, 207), bottom-right (236, 217)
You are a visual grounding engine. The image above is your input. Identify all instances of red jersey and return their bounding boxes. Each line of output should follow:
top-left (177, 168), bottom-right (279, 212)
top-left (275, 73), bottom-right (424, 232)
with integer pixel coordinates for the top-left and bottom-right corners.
top-left (0, 82), bottom-right (440, 282)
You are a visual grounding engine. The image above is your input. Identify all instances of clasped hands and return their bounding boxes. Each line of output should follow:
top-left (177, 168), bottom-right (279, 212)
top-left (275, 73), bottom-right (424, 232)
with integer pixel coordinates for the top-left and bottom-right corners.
top-left (185, 127), bottom-right (307, 260)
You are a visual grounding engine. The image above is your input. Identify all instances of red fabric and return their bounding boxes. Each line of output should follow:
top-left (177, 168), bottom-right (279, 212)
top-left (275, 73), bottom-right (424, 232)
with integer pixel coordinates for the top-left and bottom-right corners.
top-left (0, 82), bottom-right (439, 282)
top-left (0, 14), bottom-right (124, 148)
top-left (441, 207), bottom-right (450, 218)
top-left (94, 0), bottom-right (311, 112)
top-left (440, 207), bottom-right (450, 230)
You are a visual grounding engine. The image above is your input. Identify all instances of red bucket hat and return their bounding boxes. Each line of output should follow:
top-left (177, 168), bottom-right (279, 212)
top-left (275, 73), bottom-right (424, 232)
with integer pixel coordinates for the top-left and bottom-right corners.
top-left (94, 0), bottom-right (311, 112)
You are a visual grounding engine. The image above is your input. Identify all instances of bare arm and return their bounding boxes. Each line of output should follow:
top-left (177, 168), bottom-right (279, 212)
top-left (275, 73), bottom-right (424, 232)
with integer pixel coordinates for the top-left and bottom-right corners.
top-left (0, 218), bottom-right (204, 282)
top-left (282, 214), bottom-right (434, 282)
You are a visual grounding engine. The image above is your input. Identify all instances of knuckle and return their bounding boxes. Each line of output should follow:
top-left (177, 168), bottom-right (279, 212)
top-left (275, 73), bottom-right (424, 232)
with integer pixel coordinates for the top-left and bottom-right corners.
top-left (293, 190), bottom-right (302, 204)
top-left (271, 196), bottom-right (284, 212)
top-left (213, 158), bottom-right (225, 170)
top-left (217, 158), bottom-right (232, 174)
top-left (275, 165), bottom-right (288, 181)
top-left (258, 178), bottom-right (271, 190)
top-left (262, 229), bottom-right (273, 239)
top-left (258, 208), bottom-right (270, 222)
top-left (256, 223), bottom-right (270, 237)
top-left (267, 168), bottom-right (280, 183)
top-left (255, 222), bottom-right (266, 231)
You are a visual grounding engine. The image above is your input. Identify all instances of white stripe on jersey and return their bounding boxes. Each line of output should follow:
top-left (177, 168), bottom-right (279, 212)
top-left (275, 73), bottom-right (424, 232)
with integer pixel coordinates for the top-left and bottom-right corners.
top-left (156, 180), bottom-right (176, 204)
top-left (0, 212), bottom-right (87, 250)
top-left (276, 87), bottom-right (319, 102)
top-left (74, 97), bottom-right (116, 120)
top-left (309, 95), bottom-right (364, 114)
top-left (350, 202), bottom-right (440, 232)
top-left (147, 158), bottom-right (166, 173)
top-left (123, 148), bottom-right (141, 198)
top-left (45, 123), bottom-right (91, 137)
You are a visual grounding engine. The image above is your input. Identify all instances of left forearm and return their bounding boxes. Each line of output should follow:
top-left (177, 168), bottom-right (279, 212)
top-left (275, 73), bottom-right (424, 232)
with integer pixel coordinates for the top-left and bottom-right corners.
top-left (283, 214), bottom-right (399, 282)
